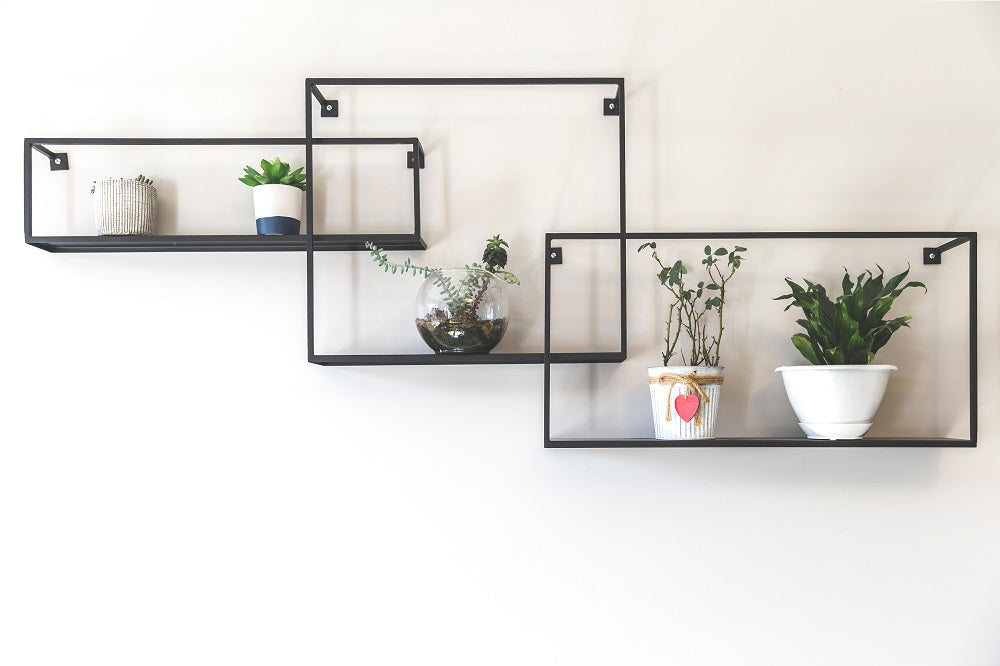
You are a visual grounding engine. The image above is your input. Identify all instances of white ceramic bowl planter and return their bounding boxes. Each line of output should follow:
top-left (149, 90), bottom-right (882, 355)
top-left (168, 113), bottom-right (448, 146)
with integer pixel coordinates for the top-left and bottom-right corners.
top-left (647, 366), bottom-right (725, 440)
top-left (253, 184), bottom-right (302, 235)
top-left (775, 365), bottom-right (896, 440)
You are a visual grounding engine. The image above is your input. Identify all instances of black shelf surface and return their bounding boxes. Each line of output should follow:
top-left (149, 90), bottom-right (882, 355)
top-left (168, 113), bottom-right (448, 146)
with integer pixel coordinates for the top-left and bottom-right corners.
top-left (310, 351), bottom-right (625, 366)
top-left (26, 233), bottom-right (425, 253)
top-left (546, 437), bottom-right (975, 448)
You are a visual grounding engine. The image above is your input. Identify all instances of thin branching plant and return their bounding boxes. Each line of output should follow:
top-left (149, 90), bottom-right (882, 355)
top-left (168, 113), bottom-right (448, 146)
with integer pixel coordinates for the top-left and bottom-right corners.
top-left (639, 243), bottom-right (748, 366)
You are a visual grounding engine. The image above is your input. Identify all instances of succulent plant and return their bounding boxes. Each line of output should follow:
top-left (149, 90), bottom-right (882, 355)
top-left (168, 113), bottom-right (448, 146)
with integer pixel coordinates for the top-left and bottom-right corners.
top-left (238, 157), bottom-right (306, 191)
top-left (639, 243), bottom-right (749, 366)
top-left (365, 235), bottom-right (519, 314)
top-left (90, 174), bottom-right (154, 194)
top-left (481, 234), bottom-right (509, 272)
top-left (775, 265), bottom-right (926, 365)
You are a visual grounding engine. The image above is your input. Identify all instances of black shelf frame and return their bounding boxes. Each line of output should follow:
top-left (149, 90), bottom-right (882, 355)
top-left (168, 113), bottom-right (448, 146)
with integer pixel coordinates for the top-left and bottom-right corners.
top-left (305, 77), bottom-right (626, 366)
top-left (543, 230), bottom-right (978, 448)
top-left (25, 77), bottom-right (981, 448)
top-left (24, 136), bottom-right (426, 253)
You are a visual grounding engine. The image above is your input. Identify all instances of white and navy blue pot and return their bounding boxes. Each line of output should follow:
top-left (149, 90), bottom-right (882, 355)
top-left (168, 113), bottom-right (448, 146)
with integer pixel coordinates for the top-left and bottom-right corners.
top-left (252, 184), bottom-right (302, 235)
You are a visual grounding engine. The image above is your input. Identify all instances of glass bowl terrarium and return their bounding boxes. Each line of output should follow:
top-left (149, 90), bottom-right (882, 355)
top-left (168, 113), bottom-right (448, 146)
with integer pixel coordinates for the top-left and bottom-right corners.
top-left (415, 268), bottom-right (508, 354)
top-left (364, 235), bottom-right (520, 355)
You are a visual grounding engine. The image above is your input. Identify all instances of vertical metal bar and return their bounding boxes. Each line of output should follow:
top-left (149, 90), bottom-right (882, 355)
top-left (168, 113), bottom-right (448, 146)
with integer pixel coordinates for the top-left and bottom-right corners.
top-left (305, 81), bottom-right (316, 361)
top-left (618, 79), bottom-right (628, 358)
top-left (412, 140), bottom-right (422, 240)
top-left (969, 233), bottom-right (978, 444)
top-left (543, 233), bottom-right (553, 446)
top-left (24, 140), bottom-right (32, 241)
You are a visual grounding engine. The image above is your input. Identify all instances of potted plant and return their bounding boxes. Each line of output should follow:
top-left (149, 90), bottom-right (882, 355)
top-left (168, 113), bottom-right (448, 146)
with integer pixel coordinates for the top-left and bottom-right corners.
top-left (91, 174), bottom-right (157, 236)
top-left (238, 157), bottom-right (307, 235)
top-left (774, 266), bottom-right (926, 440)
top-left (638, 243), bottom-right (748, 440)
top-left (364, 235), bottom-right (520, 354)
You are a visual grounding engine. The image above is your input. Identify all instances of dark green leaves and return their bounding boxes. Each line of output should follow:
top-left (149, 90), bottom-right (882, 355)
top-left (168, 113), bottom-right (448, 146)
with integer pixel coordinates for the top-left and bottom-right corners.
top-left (775, 265), bottom-right (925, 365)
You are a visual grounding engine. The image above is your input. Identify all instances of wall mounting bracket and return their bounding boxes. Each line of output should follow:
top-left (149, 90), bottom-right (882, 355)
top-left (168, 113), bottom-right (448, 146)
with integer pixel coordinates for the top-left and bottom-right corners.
top-left (923, 237), bottom-right (969, 264)
top-left (604, 85), bottom-right (622, 116)
top-left (31, 144), bottom-right (68, 170)
top-left (310, 84), bottom-right (338, 117)
top-left (407, 141), bottom-right (425, 169)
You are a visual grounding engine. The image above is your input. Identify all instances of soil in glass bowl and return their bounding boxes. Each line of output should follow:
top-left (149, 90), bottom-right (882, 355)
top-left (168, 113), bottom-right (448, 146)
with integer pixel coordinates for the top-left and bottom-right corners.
top-left (416, 313), bottom-right (507, 354)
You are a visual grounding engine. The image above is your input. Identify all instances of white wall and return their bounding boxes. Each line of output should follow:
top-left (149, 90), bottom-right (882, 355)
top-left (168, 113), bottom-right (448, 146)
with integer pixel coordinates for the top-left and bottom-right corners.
top-left (2, 1), bottom-right (999, 664)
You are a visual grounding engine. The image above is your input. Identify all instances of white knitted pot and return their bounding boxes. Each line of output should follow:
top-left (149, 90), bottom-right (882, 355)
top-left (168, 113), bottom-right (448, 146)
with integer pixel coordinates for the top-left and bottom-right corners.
top-left (647, 366), bottom-right (724, 440)
top-left (93, 178), bottom-right (158, 235)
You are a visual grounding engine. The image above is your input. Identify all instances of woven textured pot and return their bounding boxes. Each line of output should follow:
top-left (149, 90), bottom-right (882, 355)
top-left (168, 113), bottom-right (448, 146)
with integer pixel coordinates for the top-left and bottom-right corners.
top-left (93, 179), bottom-right (157, 235)
top-left (647, 366), bottom-right (724, 440)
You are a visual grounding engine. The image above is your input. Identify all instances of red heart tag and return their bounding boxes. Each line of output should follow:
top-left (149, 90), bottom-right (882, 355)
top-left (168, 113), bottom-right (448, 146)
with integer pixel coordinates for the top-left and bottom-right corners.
top-left (674, 394), bottom-right (700, 423)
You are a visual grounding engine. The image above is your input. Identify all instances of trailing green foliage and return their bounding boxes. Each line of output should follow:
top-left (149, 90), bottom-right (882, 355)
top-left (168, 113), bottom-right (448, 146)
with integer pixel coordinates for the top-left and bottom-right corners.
top-left (364, 235), bottom-right (520, 318)
top-left (238, 157), bottom-right (307, 191)
top-left (638, 243), bottom-right (748, 366)
top-left (774, 265), bottom-right (926, 365)
top-left (90, 174), bottom-right (154, 194)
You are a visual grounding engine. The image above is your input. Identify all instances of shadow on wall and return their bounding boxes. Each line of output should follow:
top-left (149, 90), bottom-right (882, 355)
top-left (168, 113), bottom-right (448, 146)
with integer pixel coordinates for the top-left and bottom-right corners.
top-left (558, 446), bottom-right (944, 490)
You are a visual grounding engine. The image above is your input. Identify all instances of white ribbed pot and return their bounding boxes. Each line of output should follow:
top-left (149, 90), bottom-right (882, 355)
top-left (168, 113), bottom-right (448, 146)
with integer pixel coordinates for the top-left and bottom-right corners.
top-left (775, 365), bottom-right (896, 440)
top-left (93, 178), bottom-right (157, 235)
top-left (252, 184), bottom-right (302, 235)
top-left (647, 366), bottom-right (724, 440)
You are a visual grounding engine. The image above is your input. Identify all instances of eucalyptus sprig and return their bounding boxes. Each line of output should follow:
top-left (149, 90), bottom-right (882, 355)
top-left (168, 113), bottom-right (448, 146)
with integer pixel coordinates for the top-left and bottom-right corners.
top-left (639, 243), bottom-right (748, 366)
top-left (775, 265), bottom-right (926, 365)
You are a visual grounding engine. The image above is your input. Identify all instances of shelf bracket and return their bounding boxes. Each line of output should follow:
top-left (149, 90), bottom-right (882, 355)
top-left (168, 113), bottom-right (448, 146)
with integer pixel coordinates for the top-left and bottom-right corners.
top-left (923, 237), bottom-right (969, 264)
top-left (548, 246), bottom-right (563, 264)
top-left (310, 84), bottom-right (338, 117)
top-left (604, 85), bottom-right (622, 116)
top-left (407, 142), bottom-right (425, 169)
top-left (32, 144), bottom-right (69, 171)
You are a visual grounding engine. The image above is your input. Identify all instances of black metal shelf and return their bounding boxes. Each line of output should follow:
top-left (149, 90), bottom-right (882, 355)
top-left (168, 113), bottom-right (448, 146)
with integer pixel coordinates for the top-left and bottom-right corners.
top-left (25, 77), bottom-right (980, 448)
top-left (309, 351), bottom-right (625, 367)
top-left (546, 437), bottom-right (976, 449)
top-left (26, 233), bottom-right (425, 253)
top-left (24, 136), bottom-right (424, 253)
top-left (543, 231), bottom-right (978, 448)
top-left (306, 77), bottom-right (625, 368)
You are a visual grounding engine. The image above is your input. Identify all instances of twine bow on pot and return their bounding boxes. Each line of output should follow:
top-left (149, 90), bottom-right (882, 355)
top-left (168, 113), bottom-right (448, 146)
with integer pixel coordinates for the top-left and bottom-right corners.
top-left (647, 372), bottom-right (725, 426)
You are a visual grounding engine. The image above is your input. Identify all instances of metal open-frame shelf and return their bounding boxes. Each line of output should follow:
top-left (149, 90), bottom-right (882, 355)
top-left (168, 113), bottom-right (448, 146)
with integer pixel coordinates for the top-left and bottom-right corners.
top-left (305, 77), bottom-right (626, 366)
top-left (23, 77), bottom-right (981, 446)
top-left (24, 136), bottom-right (427, 253)
top-left (543, 230), bottom-right (978, 448)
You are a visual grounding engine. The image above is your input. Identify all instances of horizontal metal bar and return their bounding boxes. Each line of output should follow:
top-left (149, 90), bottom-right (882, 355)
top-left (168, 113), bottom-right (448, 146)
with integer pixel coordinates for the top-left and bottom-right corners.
top-left (545, 437), bottom-right (976, 448)
top-left (26, 138), bottom-right (309, 146)
top-left (26, 233), bottom-right (426, 253)
top-left (311, 137), bottom-right (419, 146)
top-left (307, 77), bottom-right (624, 86)
top-left (310, 351), bottom-right (625, 366)
top-left (28, 137), bottom-right (419, 149)
top-left (546, 231), bottom-right (977, 241)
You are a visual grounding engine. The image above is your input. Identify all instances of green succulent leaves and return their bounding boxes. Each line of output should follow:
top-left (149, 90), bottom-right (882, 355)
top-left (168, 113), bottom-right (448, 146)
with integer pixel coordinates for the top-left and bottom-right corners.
top-left (238, 157), bottom-right (307, 191)
top-left (775, 265), bottom-right (926, 365)
top-left (364, 235), bottom-right (520, 320)
top-left (364, 234), bottom-right (520, 287)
